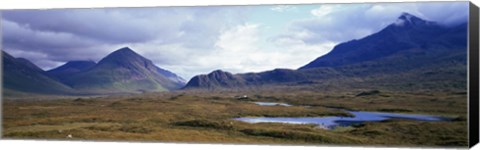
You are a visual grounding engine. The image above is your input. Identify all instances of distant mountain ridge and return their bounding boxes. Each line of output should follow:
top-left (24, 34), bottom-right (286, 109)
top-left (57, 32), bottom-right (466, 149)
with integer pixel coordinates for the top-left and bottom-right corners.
top-left (61, 47), bottom-right (186, 93)
top-left (3, 47), bottom-right (186, 95)
top-left (184, 68), bottom-right (339, 90)
top-left (185, 70), bottom-right (247, 89)
top-left (47, 60), bottom-right (96, 82)
top-left (299, 12), bottom-right (466, 69)
top-left (3, 13), bottom-right (467, 94)
top-left (183, 13), bottom-right (467, 91)
top-left (2, 51), bottom-right (75, 95)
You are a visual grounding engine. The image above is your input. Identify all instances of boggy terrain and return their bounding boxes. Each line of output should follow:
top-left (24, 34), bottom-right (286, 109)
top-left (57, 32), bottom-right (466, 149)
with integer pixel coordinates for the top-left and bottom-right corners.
top-left (2, 88), bottom-right (468, 147)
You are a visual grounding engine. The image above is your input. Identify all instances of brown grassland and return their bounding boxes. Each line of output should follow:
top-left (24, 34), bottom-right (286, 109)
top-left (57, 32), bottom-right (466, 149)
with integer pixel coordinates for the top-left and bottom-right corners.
top-left (2, 89), bottom-right (468, 147)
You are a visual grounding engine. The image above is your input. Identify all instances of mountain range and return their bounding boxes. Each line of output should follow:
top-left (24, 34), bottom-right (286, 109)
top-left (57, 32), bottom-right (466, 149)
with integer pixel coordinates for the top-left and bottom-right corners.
top-left (183, 13), bottom-right (467, 91)
top-left (2, 47), bottom-right (186, 95)
top-left (2, 51), bottom-right (75, 95)
top-left (47, 60), bottom-right (97, 82)
top-left (2, 13), bottom-right (468, 95)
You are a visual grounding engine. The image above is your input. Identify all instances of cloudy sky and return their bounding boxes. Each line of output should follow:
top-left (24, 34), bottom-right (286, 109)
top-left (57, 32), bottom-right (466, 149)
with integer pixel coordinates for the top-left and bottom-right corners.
top-left (1, 2), bottom-right (469, 80)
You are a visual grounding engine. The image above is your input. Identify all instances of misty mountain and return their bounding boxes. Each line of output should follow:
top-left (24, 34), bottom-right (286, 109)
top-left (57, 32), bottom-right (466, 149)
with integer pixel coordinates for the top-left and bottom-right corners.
top-left (183, 13), bottom-right (467, 91)
top-left (300, 13), bottom-right (466, 69)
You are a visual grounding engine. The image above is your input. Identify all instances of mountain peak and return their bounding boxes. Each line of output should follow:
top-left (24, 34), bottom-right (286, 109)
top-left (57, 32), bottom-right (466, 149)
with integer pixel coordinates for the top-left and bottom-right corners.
top-left (183, 69), bottom-right (243, 90)
top-left (112, 47), bottom-right (137, 56)
top-left (117, 47), bottom-right (134, 52)
top-left (399, 12), bottom-right (416, 20)
top-left (98, 47), bottom-right (145, 65)
top-left (299, 11), bottom-right (465, 70)
top-left (81, 47), bottom-right (186, 92)
top-left (394, 12), bottom-right (434, 27)
top-left (211, 69), bottom-right (227, 74)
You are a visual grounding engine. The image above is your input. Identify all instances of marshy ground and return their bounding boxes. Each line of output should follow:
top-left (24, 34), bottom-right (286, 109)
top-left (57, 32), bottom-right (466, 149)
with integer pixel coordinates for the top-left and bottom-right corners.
top-left (1, 89), bottom-right (468, 147)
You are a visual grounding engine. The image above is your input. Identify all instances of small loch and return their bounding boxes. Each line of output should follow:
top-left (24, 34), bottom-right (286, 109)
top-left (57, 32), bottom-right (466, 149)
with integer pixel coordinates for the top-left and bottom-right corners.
top-left (236, 102), bottom-right (451, 129)
top-left (253, 102), bottom-right (292, 107)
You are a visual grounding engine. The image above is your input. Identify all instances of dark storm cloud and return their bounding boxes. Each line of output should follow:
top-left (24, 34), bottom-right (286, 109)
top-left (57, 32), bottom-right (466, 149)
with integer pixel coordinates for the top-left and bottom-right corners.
top-left (1, 8), bottom-right (185, 67)
top-left (1, 6), bottom-right (248, 71)
top-left (3, 19), bottom-right (100, 50)
top-left (3, 8), bottom-right (178, 44)
top-left (2, 6), bottom-right (248, 47)
top-left (2, 18), bottom-right (115, 68)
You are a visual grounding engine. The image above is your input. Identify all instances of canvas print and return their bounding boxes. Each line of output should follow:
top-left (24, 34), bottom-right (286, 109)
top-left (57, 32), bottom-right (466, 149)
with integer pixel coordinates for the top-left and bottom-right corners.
top-left (1, 1), bottom-right (473, 148)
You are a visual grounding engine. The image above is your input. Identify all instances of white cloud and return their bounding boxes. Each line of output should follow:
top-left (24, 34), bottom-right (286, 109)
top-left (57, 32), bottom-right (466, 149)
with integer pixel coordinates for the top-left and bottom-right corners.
top-left (209, 24), bottom-right (270, 74)
top-left (270, 5), bottom-right (296, 12)
top-left (271, 35), bottom-right (336, 68)
top-left (124, 24), bottom-right (265, 79)
top-left (129, 23), bottom-right (336, 80)
top-left (310, 5), bottom-right (334, 17)
top-left (215, 24), bottom-right (260, 53)
top-left (182, 23), bottom-right (335, 79)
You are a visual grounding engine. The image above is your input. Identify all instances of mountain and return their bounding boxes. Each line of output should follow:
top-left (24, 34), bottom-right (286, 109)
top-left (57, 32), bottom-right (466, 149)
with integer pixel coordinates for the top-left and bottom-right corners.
top-left (184, 68), bottom-right (339, 90)
top-left (183, 13), bottom-right (467, 91)
top-left (299, 12), bottom-right (466, 69)
top-left (16, 57), bottom-right (44, 72)
top-left (61, 47), bottom-right (186, 93)
top-left (156, 67), bottom-right (187, 85)
top-left (2, 51), bottom-right (74, 95)
top-left (47, 60), bottom-right (96, 82)
top-left (184, 70), bottom-right (247, 89)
